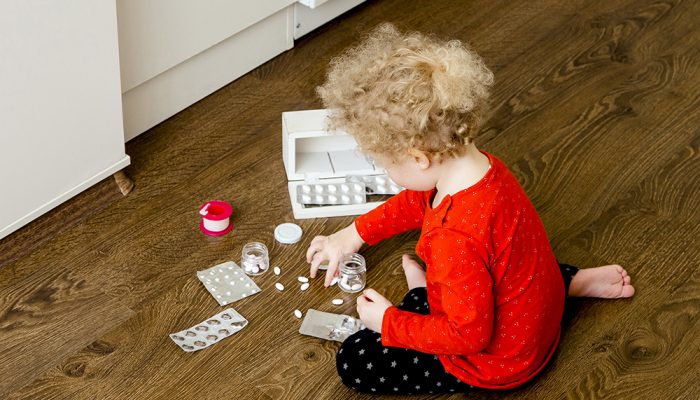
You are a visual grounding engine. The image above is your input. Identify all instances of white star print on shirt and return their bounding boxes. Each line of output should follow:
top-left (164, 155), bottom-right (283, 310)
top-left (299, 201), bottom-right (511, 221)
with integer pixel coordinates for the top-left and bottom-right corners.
top-left (366, 362), bottom-right (373, 370)
top-left (391, 361), bottom-right (397, 367)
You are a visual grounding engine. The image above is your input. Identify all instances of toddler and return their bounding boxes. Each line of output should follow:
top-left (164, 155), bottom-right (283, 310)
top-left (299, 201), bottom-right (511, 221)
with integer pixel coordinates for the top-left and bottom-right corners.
top-left (305, 23), bottom-right (634, 394)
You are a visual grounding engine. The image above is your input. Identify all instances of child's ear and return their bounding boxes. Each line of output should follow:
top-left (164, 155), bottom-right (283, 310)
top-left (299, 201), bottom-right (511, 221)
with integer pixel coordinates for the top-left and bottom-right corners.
top-left (407, 148), bottom-right (431, 170)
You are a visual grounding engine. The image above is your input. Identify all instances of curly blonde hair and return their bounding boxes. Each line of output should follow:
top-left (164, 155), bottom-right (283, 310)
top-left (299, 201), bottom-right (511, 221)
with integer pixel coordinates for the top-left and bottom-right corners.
top-left (317, 23), bottom-right (494, 162)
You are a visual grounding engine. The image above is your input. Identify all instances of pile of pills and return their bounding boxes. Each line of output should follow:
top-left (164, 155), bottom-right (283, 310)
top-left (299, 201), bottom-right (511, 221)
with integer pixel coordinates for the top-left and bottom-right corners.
top-left (241, 242), bottom-right (269, 275)
top-left (296, 182), bottom-right (367, 205)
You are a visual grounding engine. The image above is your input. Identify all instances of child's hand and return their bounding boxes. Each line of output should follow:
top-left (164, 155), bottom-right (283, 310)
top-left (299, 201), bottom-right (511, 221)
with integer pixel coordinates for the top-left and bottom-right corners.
top-left (356, 288), bottom-right (393, 333)
top-left (306, 223), bottom-right (364, 287)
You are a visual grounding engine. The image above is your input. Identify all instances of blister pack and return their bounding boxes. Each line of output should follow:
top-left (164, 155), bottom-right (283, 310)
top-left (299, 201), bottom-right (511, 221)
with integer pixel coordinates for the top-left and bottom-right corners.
top-left (296, 181), bottom-right (367, 205)
top-left (197, 261), bottom-right (261, 306)
top-left (170, 308), bottom-right (248, 352)
top-left (347, 174), bottom-right (403, 195)
top-left (299, 309), bottom-right (366, 342)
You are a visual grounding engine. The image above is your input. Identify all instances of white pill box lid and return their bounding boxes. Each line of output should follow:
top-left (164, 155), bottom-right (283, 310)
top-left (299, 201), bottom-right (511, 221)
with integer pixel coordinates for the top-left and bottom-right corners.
top-left (281, 109), bottom-right (385, 181)
top-left (275, 223), bottom-right (303, 244)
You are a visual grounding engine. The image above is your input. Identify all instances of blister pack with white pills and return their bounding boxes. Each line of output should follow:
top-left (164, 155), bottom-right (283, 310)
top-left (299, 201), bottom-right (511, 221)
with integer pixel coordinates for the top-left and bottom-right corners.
top-left (170, 308), bottom-right (248, 352)
top-left (347, 174), bottom-right (403, 195)
top-left (299, 309), bottom-right (366, 342)
top-left (296, 181), bottom-right (367, 205)
top-left (197, 261), bottom-right (261, 306)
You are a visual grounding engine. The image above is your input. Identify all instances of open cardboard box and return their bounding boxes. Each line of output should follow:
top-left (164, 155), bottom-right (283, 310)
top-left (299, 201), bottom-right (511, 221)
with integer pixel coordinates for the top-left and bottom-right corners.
top-left (282, 109), bottom-right (392, 219)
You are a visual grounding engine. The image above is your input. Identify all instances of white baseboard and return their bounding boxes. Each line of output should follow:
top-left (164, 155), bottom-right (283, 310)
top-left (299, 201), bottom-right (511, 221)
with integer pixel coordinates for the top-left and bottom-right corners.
top-left (0, 155), bottom-right (131, 241)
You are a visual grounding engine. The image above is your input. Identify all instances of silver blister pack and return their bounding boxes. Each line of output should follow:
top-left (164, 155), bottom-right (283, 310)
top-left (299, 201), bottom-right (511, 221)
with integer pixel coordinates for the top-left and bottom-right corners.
top-left (299, 309), bottom-right (366, 342)
top-left (347, 174), bottom-right (403, 195)
top-left (296, 182), bottom-right (367, 205)
top-left (170, 308), bottom-right (248, 352)
top-left (197, 261), bottom-right (261, 306)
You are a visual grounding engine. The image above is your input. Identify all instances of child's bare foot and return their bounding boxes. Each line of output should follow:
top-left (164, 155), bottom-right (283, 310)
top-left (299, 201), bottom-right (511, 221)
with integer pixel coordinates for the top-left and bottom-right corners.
top-left (402, 254), bottom-right (427, 290)
top-left (568, 264), bottom-right (635, 298)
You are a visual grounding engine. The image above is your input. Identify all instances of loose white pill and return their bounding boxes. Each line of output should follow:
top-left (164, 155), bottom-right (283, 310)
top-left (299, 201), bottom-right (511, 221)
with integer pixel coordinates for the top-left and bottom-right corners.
top-left (275, 283), bottom-right (284, 291)
top-left (332, 299), bottom-right (344, 305)
top-left (274, 266), bottom-right (281, 275)
top-left (294, 309), bottom-right (303, 318)
top-left (351, 283), bottom-right (363, 291)
top-left (300, 282), bottom-right (310, 291)
top-left (330, 277), bottom-right (339, 286)
top-left (298, 276), bottom-right (309, 283)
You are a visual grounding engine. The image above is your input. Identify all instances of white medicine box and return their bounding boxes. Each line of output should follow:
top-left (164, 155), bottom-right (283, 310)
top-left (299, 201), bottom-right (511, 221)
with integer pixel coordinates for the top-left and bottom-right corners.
top-left (282, 109), bottom-right (398, 219)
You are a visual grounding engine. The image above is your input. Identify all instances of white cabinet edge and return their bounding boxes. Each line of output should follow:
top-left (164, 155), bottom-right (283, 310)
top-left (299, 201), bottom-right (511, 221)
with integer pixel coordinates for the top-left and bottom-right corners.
top-left (0, 155), bottom-right (131, 241)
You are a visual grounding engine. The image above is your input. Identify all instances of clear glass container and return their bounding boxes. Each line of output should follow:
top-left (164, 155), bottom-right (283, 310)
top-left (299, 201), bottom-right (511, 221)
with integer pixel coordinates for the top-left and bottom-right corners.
top-left (241, 242), bottom-right (269, 276)
top-left (338, 253), bottom-right (366, 293)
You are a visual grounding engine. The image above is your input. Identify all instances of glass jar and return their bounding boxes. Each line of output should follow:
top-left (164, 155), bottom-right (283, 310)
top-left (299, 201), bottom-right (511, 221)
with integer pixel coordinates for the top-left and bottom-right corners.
top-left (241, 242), bottom-right (269, 276)
top-left (338, 253), bottom-right (366, 293)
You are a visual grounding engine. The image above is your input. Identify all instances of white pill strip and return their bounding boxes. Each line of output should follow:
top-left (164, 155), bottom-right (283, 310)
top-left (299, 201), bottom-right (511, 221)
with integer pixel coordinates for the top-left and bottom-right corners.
top-left (275, 283), bottom-right (284, 291)
top-left (332, 299), bottom-right (344, 305)
top-left (296, 181), bottom-right (367, 205)
top-left (347, 174), bottom-right (403, 195)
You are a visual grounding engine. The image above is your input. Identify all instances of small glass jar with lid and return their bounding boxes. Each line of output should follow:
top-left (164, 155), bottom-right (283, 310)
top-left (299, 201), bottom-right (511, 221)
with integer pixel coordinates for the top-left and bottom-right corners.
top-left (241, 242), bottom-right (269, 276)
top-left (338, 253), bottom-right (366, 293)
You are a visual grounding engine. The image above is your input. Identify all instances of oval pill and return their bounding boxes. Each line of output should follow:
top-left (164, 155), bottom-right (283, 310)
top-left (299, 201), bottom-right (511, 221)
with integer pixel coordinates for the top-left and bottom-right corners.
top-left (332, 298), bottom-right (344, 305)
top-left (275, 283), bottom-right (284, 291)
top-left (274, 266), bottom-right (281, 275)
top-left (294, 309), bottom-right (303, 318)
top-left (300, 282), bottom-right (310, 291)
top-left (298, 276), bottom-right (309, 283)
top-left (330, 276), bottom-right (339, 286)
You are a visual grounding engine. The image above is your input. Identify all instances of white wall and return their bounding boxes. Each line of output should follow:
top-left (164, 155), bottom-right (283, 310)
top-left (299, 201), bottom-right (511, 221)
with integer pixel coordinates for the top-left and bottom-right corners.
top-left (0, 0), bottom-right (129, 240)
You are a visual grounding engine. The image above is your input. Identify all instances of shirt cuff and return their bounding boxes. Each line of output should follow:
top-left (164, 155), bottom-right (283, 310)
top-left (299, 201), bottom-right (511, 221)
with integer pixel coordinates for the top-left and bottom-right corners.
top-left (380, 306), bottom-right (401, 347)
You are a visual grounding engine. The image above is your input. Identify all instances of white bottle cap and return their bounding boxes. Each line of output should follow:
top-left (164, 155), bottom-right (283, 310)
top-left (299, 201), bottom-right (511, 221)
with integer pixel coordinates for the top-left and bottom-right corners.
top-left (274, 223), bottom-right (303, 244)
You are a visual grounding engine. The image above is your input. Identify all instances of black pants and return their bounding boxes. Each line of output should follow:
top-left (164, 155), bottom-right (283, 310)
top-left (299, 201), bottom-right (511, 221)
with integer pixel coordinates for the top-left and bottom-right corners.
top-left (336, 262), bottom-right (579, 394)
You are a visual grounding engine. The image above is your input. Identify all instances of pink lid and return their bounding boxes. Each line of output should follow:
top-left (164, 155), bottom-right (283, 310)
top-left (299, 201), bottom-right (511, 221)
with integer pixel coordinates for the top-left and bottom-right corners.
top-left (199, 200), bottom-right (233, 221)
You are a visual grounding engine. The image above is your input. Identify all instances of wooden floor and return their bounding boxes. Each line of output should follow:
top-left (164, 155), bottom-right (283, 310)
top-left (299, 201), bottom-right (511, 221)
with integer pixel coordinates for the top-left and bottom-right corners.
top-left (1, 0), bottom-right (699, 398)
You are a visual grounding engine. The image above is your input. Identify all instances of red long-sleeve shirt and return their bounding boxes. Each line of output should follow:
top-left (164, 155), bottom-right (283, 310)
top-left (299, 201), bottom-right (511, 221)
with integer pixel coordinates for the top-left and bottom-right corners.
top-left (354, 151), bottom-right (565, 389)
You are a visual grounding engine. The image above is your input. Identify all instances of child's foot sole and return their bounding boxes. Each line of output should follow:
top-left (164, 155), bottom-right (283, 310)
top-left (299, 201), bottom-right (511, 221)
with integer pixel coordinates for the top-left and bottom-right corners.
top-left (569, 264), bottom-right (635, 298)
